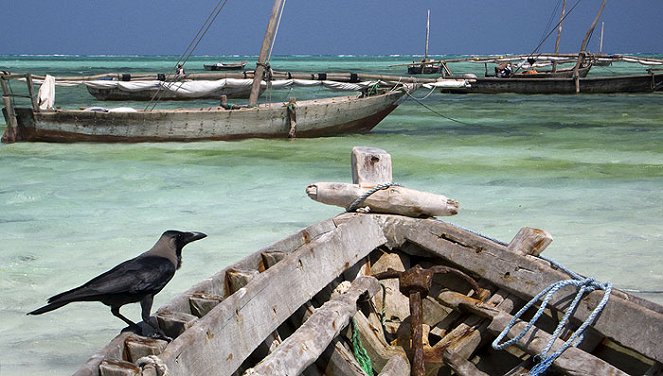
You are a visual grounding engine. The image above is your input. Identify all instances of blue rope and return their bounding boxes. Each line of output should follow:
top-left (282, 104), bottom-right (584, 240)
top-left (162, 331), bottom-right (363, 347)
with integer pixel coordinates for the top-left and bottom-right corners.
top-left (491, 257), bottom-right (612, 376)
top-left (346, 182), bottom-right (401, 212)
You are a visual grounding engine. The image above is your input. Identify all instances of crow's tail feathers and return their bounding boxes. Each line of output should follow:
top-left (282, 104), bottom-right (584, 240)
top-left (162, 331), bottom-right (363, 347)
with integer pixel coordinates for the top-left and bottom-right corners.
top-left (27, 301), bottom-right (69, 315)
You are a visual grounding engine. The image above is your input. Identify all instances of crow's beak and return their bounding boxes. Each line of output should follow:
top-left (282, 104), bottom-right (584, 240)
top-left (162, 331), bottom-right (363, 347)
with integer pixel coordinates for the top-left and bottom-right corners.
top-left (183, 231), bottom-right (207, 245)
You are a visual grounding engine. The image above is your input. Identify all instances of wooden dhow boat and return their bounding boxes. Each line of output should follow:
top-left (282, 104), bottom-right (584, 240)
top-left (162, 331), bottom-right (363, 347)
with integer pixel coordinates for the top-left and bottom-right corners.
top-left (71, 147), bottom-right (662, 376)
top-left (441, 70), bottom-right (663, 94)
top-left (0, 0), bottom-right (414, 143)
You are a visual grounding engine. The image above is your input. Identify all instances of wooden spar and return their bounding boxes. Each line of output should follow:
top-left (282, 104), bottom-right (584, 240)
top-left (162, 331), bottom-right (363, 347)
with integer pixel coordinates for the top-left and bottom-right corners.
top-left (553, 0), bottom-right (566, 72)
top-left (249, 0), bottom-right (284, 106)
top-left (1, 77), bottom-right (18, 143)
top-left (26, 74), bottom-right (38, 111)
top-left (579, 0), bottom-right (607, 53)
top-left (308, 146), bottom-right (459, 217)
top-left (306, 182), bottom-right (459, 217)
top-left (575, 0), bottom-right (607, 92)
top-left (599, 21), bottom-right (605, 53)
top-left (424, 10), bottom-right (430, 61)
top-left (243, 276), bottom-right (380, 375)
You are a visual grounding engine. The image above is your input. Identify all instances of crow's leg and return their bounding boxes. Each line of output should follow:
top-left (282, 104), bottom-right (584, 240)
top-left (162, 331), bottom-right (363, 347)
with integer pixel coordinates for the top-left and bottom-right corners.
top-left (111, 306), bottom-right (141, 333)
top-left (140, 295), bottom-right (172, 341)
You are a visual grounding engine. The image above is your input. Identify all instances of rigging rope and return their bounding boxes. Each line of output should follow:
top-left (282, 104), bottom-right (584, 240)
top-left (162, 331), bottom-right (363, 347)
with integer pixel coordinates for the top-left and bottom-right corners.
top-left (145, 0), bottom-right (231, 111)
top-left (404, 90), bottom-right (474, 126)
top-left (492, 256), bottom-right (612, 376)
top-left (516, 0), bottom-right (585, 74)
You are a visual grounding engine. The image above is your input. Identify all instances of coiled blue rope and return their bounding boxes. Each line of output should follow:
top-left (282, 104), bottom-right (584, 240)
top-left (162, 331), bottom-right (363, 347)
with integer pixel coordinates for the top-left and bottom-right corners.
top-left (492, 256), bottom-right (612, 376)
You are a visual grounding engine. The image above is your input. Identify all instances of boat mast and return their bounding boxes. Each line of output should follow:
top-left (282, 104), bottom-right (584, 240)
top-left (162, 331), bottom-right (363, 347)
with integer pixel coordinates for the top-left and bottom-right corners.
top-left (574, 0), bottom-right (607, 93)
top-left (579, 0), bottom-right (606, 53)
top-left (599, 21), bottom-right (605, 52)
top-left (553, 0), bottom-right (566, 72)
top-left (424, 9), bottom-right (430, 61)
top-left (249, 0), bottom-right (286, 107)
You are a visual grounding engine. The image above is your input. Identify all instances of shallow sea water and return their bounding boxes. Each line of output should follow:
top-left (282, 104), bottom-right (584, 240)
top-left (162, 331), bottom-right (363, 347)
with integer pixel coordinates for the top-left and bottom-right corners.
top-left (0, 55), bottom-right (662, 375)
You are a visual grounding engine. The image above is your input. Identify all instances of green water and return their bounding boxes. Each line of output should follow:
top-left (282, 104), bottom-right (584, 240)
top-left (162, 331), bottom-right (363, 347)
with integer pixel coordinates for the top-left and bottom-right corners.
top-left (0, 55), bottom-right (662, 375)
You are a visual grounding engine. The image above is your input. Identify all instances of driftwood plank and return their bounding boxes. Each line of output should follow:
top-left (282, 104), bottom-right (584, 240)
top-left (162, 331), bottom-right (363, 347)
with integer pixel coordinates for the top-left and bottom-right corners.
top-left (156, 214), bottom-right (387, 375)
top-left (385, 215), bottom-right (663, 363)
top-left (244, 276), bottom-right (380, 375)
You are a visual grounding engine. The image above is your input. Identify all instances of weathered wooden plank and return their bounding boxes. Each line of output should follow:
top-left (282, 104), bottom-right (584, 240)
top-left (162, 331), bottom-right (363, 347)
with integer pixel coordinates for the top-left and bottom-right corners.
top-left (351, 146), bottom-right (393, 187)
top-left (124, 335), bottom-right (168, 363)
top-left (189, 292), bottom-right (224, 318)
top-left (507, 227), bottom-right (553, 256)
top-left (385, 215), bottom-right (663, 363)
top-left (98, 359), bottom-right (139, 376)
top-left (443, 350), bottom-right (490, 376)
top-left (72, 333), bottom-right (133, 376)
top-left (156, 214), bottom-right (387, 375)
top-left (438, 291), bottom-right (629, 376)
top-left (351, 310), bottom-right (409, 373)
top-left (426, 226), bottom-right (547, 371)
top-left (156, 218), bottom-right (337, 315)
top-left (377, 353), bottom-right (410, 376)
top-left (244, 276), bottom-right (380, 375)
top-left (306, 182), bottom-right (458, 217)
top-left (318, 338), bottom-right (367, 376)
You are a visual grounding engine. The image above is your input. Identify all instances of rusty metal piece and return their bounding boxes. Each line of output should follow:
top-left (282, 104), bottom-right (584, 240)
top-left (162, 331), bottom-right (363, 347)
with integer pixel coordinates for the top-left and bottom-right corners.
top-left (372, 264), bottom-right (482, 376)
top-left (399, 265), bottom-right (434, 298)
top-left (427, 265), bottom-right (482, 297)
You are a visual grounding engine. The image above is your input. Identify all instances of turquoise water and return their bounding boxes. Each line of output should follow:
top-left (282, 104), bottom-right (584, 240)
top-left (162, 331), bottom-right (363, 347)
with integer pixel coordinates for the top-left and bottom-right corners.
top-left (1, 55), bottom-right (662, 375)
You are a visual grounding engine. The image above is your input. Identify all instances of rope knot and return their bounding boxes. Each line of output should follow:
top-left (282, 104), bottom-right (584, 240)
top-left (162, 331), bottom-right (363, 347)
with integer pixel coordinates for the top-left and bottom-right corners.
top-left (346, 182), bottom-right (401, 212)
top-left (136, 355), bottom-right (169, 376)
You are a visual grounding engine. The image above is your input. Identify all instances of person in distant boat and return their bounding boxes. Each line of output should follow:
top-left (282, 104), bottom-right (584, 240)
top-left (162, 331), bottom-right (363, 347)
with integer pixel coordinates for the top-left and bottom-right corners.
top-left (496, 62), bottom-right (513, 78)
top-left (219, 95), bottom-right (240, 110)
top-left (176, 63), bottom-right (185, 76)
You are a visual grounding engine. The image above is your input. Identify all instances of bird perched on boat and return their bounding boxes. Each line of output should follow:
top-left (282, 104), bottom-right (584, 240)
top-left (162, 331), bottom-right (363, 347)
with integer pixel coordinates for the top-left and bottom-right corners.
top-left (28, 230), bottom-right (207, 338)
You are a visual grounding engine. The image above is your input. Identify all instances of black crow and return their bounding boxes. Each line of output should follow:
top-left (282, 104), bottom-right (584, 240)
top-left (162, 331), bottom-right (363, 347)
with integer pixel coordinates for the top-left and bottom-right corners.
top-left (28, 230), bottom-right (206, 337)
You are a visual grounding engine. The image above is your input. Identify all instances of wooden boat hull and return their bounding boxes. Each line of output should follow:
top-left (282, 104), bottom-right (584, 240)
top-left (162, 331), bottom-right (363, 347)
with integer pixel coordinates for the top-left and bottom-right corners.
top-left (510, 64), bottom-right (591, 79)
top-left (6, 90), bottom-right (407, 143)
top-left (71, 212), bottom-right (663, 376)
top-left (86, 84), bottom-right (254, 101)
top-left (203, 62), bottom-right (247, 71)
top-left (441, 73), bottom-right (663, 94)
top-left (407, 64), bottom-right (442, 75)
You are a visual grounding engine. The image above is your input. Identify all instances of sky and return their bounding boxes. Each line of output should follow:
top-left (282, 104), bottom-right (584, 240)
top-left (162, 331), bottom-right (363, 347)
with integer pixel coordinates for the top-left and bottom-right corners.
top-left (1, 0), bottom-right (662, 56)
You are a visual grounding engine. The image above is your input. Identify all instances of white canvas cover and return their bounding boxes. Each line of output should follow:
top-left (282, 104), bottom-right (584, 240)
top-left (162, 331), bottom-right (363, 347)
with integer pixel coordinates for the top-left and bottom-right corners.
top-left (38, 75), bottom-right (56, 110)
